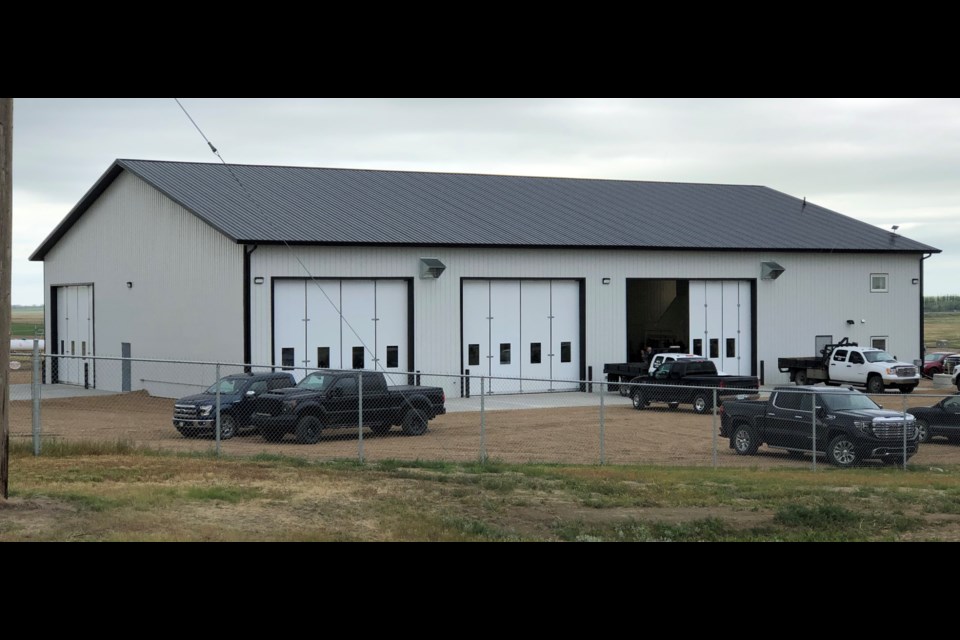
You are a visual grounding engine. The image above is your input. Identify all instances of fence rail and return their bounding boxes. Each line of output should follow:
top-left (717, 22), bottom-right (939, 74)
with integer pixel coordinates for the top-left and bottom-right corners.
top-left (7, 348), bottom-right (960, 471)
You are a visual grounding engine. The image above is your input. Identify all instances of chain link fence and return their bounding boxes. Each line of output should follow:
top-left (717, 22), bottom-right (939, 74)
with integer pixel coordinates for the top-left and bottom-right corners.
top-left (6, 349), bottom-right (960, 470)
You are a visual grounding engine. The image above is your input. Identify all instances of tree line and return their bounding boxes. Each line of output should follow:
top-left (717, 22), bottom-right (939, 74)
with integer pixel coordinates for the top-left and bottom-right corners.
top-left (925, 296), bottom-right (960, 313)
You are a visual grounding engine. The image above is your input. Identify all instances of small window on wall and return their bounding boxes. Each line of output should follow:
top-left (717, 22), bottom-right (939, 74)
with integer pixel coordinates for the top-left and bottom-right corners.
top-left (561, 342), bottom-right (572, 364)
top-left (693, 340), bottom-right (703, 357)
top-left (317, 348), bottom-right (331, 369)
top-left (500, 344), bottom-right (512, 365)
top-left (387, 346), bottom-right (399, 369)
top-left (710, 339), bottom-right (720, 359)
top-left (469, 345), bottom-right (480, 368)
top-left (872, 337), bottom-right (888, 351)
top-left (282, 348), bottom-right (295, 371)
top-left (726, 339), bottom-right (736, 359)
top-left (871, 274), bottom-right (889, 293)
top-left (352, 347), bottom-right (365, 370)
top-left (530, 343), bottom-right (542, 365)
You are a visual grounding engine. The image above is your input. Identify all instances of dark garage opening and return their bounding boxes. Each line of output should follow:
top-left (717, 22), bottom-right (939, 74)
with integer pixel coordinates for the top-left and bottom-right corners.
top-left (626, 280), bottom-right (690, 362)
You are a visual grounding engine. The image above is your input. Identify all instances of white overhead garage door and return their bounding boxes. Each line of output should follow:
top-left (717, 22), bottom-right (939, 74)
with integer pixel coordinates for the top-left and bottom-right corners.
top-left (55, 285), bottom-right (94, 386)
top-left (274, 279), bottom-right (409, 382)
top-left (463, 280), bottom-right (581, 394)
top-left (689, 281), bottom-right (752, 375)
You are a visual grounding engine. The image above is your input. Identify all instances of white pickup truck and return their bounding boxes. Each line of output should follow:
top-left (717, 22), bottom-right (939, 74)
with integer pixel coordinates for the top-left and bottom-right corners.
top-left (778, 340), bottom-right (921, 395)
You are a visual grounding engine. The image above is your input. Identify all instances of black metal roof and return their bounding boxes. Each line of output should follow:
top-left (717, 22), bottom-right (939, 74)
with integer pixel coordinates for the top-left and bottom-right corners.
top-left (30, 159), bottom-right (940, 260)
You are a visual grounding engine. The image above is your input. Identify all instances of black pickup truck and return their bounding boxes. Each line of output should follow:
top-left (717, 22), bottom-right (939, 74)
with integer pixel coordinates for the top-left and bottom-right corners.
top-left (251, 370), bottom-right (446, 444)
top-left (173, 372), bottom-right (297, 439)
top-left (720, 386), bottom-right (919, 467)
top-left (627, 359), bottom-right (759, 415)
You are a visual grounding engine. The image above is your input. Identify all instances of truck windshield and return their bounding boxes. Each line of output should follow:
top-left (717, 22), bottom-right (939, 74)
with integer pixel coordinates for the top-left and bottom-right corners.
top-left (864, 351), bottom-right (897, 363)
top-left (820, 393), bottom-right (881, 412)
top-left (298, 373), bottom-right (333, 391)
top-left (205, 379), bottom-right (244, 395)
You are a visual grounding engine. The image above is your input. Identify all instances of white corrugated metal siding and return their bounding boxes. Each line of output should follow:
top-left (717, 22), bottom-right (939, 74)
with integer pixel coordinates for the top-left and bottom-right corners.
top-left (43, 171), bottom-right (244, 393)
top-left (251, 247), bottom-right (923, 396)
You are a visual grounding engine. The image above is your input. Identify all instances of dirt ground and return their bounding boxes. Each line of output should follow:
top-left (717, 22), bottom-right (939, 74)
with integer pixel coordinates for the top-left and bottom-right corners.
top-left (8, 380), bottom-right (960, 469)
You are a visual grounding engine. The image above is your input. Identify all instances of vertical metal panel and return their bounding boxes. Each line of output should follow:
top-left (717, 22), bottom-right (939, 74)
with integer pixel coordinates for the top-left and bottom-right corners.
top-left (375, 280), bottom-right (409, 386)
top-left (520, 281), bottom-right (551, 389)
top-left (490, 281), bottom-right (521, 392)
top-left (340, 280), bottom-right (376, 371)
top-left (551, 280), bottom-right (581, 391)
top-left (306, 280), bottom-right (341, 371)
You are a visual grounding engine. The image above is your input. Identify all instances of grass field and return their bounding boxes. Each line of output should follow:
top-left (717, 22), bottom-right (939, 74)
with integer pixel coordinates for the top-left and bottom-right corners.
top-left (11, 306), bottom-right (43, 339)
top-left (925, 313), bottom-right (960, 350)
top-left (3, 443), bottom-right (960, 542)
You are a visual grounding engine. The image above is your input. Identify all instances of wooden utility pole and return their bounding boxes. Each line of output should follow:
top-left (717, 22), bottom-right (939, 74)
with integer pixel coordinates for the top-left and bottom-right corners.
top-left (1, 98), bottom-right (12, 500)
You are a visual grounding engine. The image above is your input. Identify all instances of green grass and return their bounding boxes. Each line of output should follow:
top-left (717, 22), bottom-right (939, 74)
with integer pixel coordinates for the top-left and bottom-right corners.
top-left (926, 312), bottom-right (960, 350)
top-left (6, 452), bottom-right (960, 542)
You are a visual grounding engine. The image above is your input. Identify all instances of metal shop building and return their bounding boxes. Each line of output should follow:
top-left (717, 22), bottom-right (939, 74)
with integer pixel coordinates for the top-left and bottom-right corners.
top-left (30, 160), bottom-right (940, 397)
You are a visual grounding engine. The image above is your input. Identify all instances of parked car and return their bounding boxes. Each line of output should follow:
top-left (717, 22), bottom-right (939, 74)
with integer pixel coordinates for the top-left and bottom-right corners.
top-left (908, 393), bottom-right (960, 444)
top-left (923, 352), bottom-right (957, 378)
top-left (721, 386), bottom-right (919, 467)
top-left (945, 354), bottom-right (960, 375)
top-left (173, 372), bottom-right (297, 439)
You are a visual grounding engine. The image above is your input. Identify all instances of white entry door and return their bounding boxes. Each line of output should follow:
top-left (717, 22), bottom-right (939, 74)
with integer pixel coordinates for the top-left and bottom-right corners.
top-left (274, 279), bottom-right (409, 381)
top-left (56, 285), bottom-right (93, 386)
top-left (689, 280), bottom-right (752, 375)
top-left (463, 280), bottom-right (581, 395)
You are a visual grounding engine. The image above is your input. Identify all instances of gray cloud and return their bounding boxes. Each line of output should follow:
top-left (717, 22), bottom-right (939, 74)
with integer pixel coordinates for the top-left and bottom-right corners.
top-left (10, 97), bottom-right (959, 303)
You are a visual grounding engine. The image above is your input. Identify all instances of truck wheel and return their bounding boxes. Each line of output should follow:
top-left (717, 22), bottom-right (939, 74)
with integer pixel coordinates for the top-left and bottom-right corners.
top-left (866, 376), bottom-right (885, 395)
top-left (618, 383), bottom-right (630, 398)
top-left (692, 394), bottom-right (713, 415)
top-left (732, 425), bottom-right (759, 456)
top-left (632, 391), bottom-right (648, 411)
top-left (295, 416), bottom-right (324, 445)
top-left (827, 435), bottom-right (858, 468)
top-left (402, 409), bottom-right (428, 436)
top-left (915, 419), bottom-right (931, 443)
top-left (218, 415), bottom-right (237, 440)
top-left (795, 370), bottom-right (808, 386)
top-left (898, 386), bottom-right (917, 395)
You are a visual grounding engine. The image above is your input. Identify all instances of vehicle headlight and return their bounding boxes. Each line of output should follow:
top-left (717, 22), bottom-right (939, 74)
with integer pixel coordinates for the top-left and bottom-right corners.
top-left (886, 368), bottom-right (895, 376)
top-left (853, 421), bottom-right (872, 434)
top-left (199, 405), bottom-right (214, 417)
top-left (283, 400), bottom-right (298, 414)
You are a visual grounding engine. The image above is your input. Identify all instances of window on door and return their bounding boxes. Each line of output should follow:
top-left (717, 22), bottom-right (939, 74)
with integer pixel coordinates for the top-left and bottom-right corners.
top-left (317, 347), bottom-right (331, 369)
top-left (282, 348), bottom-right (295, 371)
top-left (352, 347), bottom-right (365, 370)
top-left (530, 343), bottom-right (542, 365)
top-left (500, 344), bottom-right (512, 365)
top-left (386, 346), bottom-right (399, 369)
top-left (468, 345), bottom-right (480, 368)
top-left (560, 342), bottom-right (572, 364)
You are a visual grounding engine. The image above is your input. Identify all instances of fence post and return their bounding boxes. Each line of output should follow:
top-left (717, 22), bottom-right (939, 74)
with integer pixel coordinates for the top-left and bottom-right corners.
top-left (599, 382), bottom-right (606, 465)
top-left (215, 363), bottom-right (221, 457)
top-left (712, 389), bottom-right (718, 469)
top-left (480, 377), bottom-right (487, 464)
top-left (32, 340), bottom-right (41, 457)
top-left (902, 394), bottom-right (908, 471)
top-left (811, 390), bottom-right (817, 473)
top-left (358, 372), bottom-right (365, 464)
top-left (464, 370), bottom-right (470, 399)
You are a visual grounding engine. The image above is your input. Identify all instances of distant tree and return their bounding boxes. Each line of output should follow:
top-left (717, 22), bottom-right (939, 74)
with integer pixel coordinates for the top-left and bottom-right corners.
top-left (925, 296), bottom-right (960, 313)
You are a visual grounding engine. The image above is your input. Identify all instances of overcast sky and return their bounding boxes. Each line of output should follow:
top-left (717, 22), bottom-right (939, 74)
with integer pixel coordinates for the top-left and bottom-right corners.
top-left (10, 97), bottom-right (959, 304)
